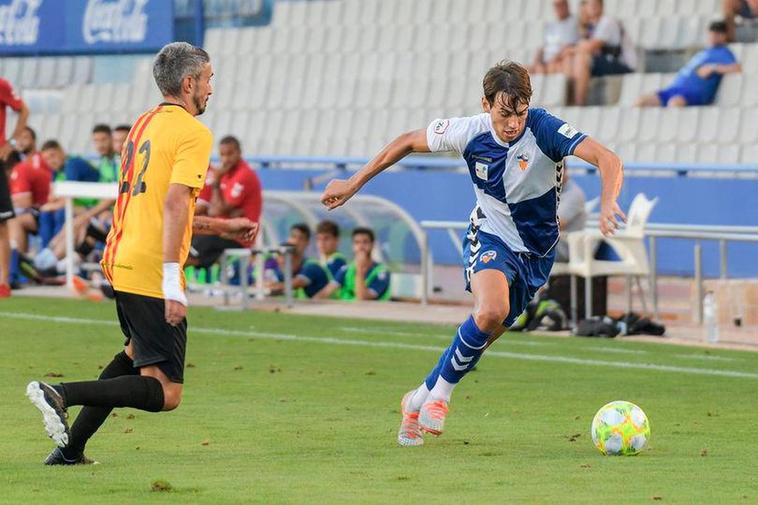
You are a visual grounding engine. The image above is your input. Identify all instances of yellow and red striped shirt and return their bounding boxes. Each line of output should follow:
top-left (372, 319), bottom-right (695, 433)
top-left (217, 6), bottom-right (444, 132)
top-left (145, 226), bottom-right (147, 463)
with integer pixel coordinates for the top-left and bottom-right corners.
top-left (101, 104), bottom-right (213, 298)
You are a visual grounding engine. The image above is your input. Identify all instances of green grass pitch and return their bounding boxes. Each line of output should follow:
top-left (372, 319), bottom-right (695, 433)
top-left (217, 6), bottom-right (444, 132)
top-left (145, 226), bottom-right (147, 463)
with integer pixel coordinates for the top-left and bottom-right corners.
top-left (1, 297), bottom-right (757, 504)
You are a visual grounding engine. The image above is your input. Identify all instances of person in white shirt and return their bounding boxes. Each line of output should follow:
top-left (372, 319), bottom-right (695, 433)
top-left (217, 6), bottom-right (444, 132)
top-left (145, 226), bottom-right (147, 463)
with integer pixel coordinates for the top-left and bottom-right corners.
top-left (571, 0), bottom-right (636, 105)
top-left (531, 0), bottom-right (580, 75)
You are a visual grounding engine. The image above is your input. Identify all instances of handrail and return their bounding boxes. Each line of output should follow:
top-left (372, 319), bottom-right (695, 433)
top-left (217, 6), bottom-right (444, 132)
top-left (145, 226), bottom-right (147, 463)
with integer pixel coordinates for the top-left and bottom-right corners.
top-left (85, 154), bottom-right (758, 176)
top-left (420, 218), bottom-right (758, 322)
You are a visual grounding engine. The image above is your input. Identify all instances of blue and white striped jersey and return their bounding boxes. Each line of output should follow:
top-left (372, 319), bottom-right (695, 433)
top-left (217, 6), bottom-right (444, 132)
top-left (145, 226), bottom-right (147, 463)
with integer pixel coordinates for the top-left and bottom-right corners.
top-left (426, 108), bottom-right (587, 257)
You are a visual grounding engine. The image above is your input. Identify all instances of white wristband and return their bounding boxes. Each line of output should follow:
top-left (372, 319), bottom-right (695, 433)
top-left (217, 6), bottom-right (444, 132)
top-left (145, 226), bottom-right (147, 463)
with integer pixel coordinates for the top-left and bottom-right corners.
top-left (162, 262), bottom-right (187, 306)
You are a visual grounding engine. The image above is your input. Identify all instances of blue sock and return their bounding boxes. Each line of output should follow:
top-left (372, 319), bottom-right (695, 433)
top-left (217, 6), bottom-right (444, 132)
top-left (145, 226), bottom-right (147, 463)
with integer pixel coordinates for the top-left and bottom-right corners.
top-left (423, 316), bottom-right (491, 391)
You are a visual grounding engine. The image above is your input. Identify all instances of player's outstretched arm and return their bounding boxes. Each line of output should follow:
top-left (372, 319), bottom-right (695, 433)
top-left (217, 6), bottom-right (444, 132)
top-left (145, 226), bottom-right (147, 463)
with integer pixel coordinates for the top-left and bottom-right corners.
top-left (573, 137), bottom-right (625, 236)
top-left (193, 215), bottom-right (258, 243)
top-left (321, 129), bottom-right (430, 210)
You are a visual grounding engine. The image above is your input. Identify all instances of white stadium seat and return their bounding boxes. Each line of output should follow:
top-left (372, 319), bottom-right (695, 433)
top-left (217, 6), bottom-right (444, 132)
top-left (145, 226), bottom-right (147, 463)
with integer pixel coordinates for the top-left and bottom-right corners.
top-left (717, 108), bottom-right (741, 144)
top-left (716, 74), bottom-right (743, 106)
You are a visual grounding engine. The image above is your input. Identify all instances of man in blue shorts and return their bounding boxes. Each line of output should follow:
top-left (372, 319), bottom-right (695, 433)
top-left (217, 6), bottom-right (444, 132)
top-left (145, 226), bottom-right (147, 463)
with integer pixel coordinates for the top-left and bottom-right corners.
top-left (321, 61), bottom-right (625, 446)
top-left (636, 21), bottom-right (741, 107)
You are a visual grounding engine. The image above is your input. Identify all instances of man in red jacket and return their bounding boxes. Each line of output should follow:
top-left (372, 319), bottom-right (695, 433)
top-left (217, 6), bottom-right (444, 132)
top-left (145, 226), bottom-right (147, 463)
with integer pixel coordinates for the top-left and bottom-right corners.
top-left (190, 135), bottom-right (262, 268)
top-left (0, 78), bottom-right (30, 297)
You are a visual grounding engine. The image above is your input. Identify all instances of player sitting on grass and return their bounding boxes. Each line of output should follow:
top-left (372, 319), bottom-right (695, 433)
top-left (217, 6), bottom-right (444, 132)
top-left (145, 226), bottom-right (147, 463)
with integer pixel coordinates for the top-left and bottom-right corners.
top-left (321, 61), bottom-right (624, 446)
top-left (25, 42), bottom-right (257, 465)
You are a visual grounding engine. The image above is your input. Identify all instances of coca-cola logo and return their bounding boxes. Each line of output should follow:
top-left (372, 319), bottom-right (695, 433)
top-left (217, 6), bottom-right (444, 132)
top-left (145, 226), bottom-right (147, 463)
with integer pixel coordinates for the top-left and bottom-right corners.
top-left (0, 0), bottom-right (41, 46)
top-left (83, 0), bottom-right (148, 44)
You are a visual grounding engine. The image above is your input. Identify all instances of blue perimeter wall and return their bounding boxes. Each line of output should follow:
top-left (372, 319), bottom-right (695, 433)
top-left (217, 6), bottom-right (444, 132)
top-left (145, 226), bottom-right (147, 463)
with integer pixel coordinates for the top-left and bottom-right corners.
top-left (257, 168), bottom-right (758, 279)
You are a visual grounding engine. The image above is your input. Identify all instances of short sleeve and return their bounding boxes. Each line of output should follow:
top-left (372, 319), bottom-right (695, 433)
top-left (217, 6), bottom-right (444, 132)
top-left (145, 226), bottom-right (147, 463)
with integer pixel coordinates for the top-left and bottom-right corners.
top-left (333, 264), bottom-right (348, 287)
top-left (530, 109), bottom-right (587, 162)
top-left (426, 115), bottom-right (484, 154)
top-left (171, 127), bottom-right (213, 189)
top-left (10, 165), bottom-right (31, 194)
top-left (196, 183), bottom-right (212, 206)
top-left (367, 266), bottom-right (390, 299)
top-left (328, 256), bottom-right (346, 278)
top-left (64, 158), bottom-right (99, 183)
top-left (592, 16), bottom-right (620, 45)
top-left (0, 79), bottom-right (23, 112)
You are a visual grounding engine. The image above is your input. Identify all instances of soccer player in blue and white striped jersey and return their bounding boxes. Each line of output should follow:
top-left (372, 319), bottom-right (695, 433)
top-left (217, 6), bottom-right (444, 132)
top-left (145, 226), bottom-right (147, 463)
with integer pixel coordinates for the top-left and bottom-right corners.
top-left (321, 61), bottom-right (625, 446)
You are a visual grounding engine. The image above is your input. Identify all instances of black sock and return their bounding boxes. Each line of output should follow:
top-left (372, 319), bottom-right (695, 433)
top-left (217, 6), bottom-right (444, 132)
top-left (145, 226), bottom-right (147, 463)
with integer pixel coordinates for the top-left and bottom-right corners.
top-left (60, 375), bottom-right (165, 413)
top-left (62, 352), bottom-right (137, 457)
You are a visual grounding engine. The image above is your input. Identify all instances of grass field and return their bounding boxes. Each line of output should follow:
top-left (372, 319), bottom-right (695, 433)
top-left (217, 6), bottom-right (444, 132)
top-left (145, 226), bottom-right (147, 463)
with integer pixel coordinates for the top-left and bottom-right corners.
top-left (2, 297), bottom-right (758, 504)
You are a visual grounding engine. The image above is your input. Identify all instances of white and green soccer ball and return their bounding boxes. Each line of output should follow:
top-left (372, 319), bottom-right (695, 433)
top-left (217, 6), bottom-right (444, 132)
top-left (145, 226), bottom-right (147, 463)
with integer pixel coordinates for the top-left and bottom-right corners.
top-left (591, 401), bottom-right (650, 456)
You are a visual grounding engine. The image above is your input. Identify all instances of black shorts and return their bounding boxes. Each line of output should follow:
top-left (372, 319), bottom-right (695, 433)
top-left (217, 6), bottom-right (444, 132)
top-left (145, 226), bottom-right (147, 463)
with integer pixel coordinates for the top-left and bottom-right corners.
top-left (190, 234), bottom-right (242, 268)
top-left (0, 165), bottom-right (14, 223)
top-left (115, 290), bottom-right (187, 383)
top-left (591, 55), bottom-right (632, 76)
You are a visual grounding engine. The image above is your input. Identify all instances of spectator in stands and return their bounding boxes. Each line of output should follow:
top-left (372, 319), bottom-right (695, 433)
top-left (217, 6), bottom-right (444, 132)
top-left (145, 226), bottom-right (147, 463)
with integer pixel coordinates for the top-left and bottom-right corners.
top-left (318, 227), bottom-right (391, 301)
top-left (112, 124), bottom-right (131, 156)
top-left (724, 0), bottom-right (758, 41)
top-left (9, 140), bottom-right (98, 254)
top-left (91, 124), bottom-right (119, 183)
top-left (530, 0), bottom-right (580, 75)
top-left (16, 126), bottom-right (37, 160)
top-left (0, 77), bottom-right (29, 297)
top-left (267, 223), bottom-right (330, 299)
top-left (570, 0), bottom-right (636, 105)
top-left (635, 21), bottom-right (741, 107)
top-left (190, 135), bottom-right (262, 268)
top-left (315, 220), bottom-right (346, 281)
top-left (555, 168), bottom-right (587, 262)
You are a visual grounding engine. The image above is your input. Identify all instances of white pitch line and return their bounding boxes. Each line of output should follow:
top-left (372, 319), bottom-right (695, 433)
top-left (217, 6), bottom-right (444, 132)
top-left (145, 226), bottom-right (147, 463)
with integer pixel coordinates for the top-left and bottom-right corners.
top-left (2, 311), bottom-right (757, 380)
top-left (673, 353), bottom-right (740, 362)
top-left (580, 347), bottom-right (648, 355)
top-left (338, 326), bottom-right (551, 347)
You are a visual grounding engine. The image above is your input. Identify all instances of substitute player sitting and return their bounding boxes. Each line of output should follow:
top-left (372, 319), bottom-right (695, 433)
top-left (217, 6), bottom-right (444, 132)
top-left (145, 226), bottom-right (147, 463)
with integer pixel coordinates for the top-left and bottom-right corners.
top-left (321, 61), bottom-right (624, 446)
top-left (266, 223), bottom-right (329, 299)
top-left (26, 42), bottom-right (257, 465)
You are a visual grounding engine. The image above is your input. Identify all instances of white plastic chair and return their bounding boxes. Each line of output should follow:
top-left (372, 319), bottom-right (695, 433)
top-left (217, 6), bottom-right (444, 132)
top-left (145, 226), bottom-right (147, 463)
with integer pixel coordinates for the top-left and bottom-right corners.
top-left (563, 193), bottom-right (658, 324)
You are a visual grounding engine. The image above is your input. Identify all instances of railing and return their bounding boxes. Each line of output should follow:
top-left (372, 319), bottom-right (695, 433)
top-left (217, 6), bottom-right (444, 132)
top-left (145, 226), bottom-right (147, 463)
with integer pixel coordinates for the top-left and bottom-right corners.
top-left (419, 219), bottom-right (758, 323)
top-left (239, 156), bottom-right (758, 177)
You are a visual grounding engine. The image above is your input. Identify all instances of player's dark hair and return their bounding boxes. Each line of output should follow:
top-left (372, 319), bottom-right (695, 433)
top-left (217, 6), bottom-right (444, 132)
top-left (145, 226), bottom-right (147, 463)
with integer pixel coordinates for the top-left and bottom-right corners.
top-left (220, 135), bottom-right (241, 152)
top-left (483, 60), bottom-right (533, 112)
top-left (709, 20), bottom-right (728, 33)
top-left (24, 126), bottom-right (36, 140)
top-left (41, 139), bottom-right (62, 151)
top-left (92, 124), bottom-right (112, 135)
top-left (114, 124), bottom-right (132, 133)
top-left (316, 220), bottom-right (340, 238)
top-left (290, 223), bottom-right (311, 241)
top-left (352, 227), bottom-right (375, 243)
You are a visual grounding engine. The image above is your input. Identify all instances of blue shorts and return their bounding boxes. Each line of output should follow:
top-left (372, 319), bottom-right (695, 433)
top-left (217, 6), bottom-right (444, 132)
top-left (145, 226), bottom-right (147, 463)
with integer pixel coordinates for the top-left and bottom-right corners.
top-left (657, 86), bottom-right (710, 106)
top-left (463, 225), bottom-right (555, 327)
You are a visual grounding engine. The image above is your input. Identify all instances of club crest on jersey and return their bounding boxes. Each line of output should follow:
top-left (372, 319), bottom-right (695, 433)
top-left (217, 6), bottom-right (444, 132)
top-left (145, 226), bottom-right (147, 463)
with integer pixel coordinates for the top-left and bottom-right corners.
top-left (475, 161), bottom-right (488, 180)
top-left (517, 153), bottom-right (529, 171)
top-left (480, 250), bottom-right (497, 264)
top-left (558, 123), bottom-right (579, 139)
top-left (434, 119), bottom-right (449, 134)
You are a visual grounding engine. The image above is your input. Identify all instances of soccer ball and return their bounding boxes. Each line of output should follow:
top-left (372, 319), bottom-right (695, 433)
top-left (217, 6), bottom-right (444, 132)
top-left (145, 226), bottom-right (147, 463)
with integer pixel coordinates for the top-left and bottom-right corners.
top-left (591, 400), bottom-right (650, 456)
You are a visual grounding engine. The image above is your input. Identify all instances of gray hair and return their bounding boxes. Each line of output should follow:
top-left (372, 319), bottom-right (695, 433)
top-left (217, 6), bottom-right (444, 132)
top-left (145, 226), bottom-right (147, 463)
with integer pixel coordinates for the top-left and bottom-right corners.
top-left (152, 42), bottom-right (210, 97)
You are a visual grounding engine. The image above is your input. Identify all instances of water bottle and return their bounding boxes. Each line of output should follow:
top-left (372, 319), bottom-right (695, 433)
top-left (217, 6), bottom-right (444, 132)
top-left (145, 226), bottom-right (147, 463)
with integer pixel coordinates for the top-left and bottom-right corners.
top-left (703, 291), bottom-right (719, 344)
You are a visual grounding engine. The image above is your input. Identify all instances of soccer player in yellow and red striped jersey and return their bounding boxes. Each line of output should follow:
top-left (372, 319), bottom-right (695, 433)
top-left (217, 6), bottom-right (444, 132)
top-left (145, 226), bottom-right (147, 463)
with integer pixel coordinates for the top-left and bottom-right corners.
top-left (26, 43), bottom-right (257, 465)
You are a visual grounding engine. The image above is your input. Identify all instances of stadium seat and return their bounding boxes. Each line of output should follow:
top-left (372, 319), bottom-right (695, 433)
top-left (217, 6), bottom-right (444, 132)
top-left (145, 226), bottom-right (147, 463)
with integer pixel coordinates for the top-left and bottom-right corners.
top-left (638, 108), bottom-right (662, 144)
top-left (741, 143), bottom-right (758, 164)
top-left (619, 107), bottom-right (642, 143)
top-left (618, 74), bottom-right (643, 106)
top-left (743, 44), bottom-right (758, 74)
top-left (19, 58), bottom-right (38, 89)
top-left (675, 108), bottom-right (700, 143)
top-left (742, 74), bottom-right (758, 106)
top-left (739, 107), bottom-right (758, 143)
top-left (696, 107), bottom-right (720, 144)
top-left (717, 108), bottom-right (741, 144)
top-left (716, 74), bottom-right (743, 106)
top-left (657, 109), bottom-right (679, 143)
top-left (71, 57), bottom-right (92, 84)
top-left (655, 142), bottom-right (678, 163)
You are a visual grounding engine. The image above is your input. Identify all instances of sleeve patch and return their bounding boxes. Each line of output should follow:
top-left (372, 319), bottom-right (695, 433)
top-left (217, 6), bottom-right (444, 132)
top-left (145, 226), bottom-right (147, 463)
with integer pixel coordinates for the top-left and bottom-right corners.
top-left (558, 123), bottom-right (579, 139)
top-left (434, 119), bottom-right (450, 134)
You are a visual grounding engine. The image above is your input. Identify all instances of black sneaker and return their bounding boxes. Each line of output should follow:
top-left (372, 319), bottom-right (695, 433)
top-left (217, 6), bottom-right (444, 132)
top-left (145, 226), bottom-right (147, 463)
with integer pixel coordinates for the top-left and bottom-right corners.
top-left (44, 447), bottom-right (98, 466)
top-left (26, 381), bottom-right (70, 447)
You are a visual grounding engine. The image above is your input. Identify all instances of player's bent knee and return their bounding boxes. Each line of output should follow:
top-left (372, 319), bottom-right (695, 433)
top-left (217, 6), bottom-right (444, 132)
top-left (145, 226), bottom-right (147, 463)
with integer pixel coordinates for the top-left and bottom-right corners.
top-left (474, 304), bottom-right (510, 333)
top-left (161, 386), bottom-right (183, 411)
